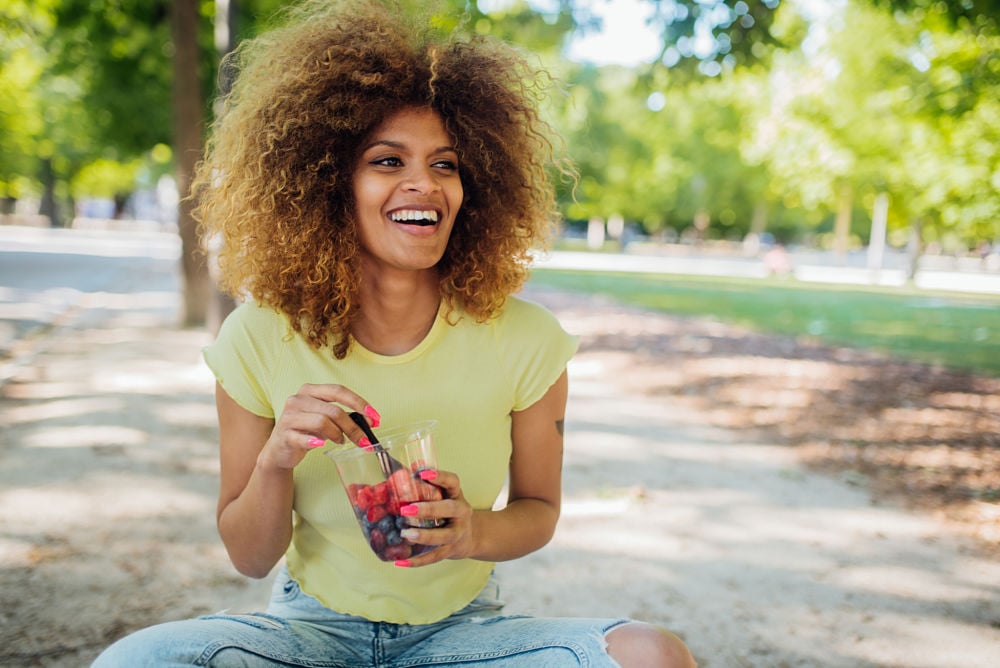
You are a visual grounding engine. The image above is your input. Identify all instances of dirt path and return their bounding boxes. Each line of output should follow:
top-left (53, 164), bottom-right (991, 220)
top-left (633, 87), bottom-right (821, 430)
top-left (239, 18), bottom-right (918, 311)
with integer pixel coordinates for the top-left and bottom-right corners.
top-left (1, 283), bottom-right (997, 667)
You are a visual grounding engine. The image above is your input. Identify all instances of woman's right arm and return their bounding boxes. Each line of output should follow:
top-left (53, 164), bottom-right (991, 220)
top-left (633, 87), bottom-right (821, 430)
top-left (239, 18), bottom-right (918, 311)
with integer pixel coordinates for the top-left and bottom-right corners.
top-left (214, 383), bottom-right (375, 578)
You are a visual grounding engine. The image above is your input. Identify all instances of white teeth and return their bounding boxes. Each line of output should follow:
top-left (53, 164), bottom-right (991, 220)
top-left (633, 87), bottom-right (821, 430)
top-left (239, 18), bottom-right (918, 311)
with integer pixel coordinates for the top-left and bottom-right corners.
top-left (390, 209), bottom-right (438, 223)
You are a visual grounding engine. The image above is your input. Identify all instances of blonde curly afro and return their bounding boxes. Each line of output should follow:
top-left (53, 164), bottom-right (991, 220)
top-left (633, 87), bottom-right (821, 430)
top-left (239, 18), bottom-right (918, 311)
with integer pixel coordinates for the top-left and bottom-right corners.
top-left (193, 0), bottom-right (566, 358)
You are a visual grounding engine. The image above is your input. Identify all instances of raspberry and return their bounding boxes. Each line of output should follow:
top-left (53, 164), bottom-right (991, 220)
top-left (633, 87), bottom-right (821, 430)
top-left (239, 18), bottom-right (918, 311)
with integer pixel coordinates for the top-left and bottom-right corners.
top-left (356, 486), bottom-right (375, 511)
top-left (346, 483), bottom-right (366, 505)
top-left (366, 504), bottom-right (388, 523)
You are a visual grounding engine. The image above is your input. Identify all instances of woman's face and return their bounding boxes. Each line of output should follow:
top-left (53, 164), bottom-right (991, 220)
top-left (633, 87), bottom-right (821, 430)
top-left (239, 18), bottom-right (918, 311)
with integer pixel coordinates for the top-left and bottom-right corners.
top-left (351, 107), bottom-right (464, 274)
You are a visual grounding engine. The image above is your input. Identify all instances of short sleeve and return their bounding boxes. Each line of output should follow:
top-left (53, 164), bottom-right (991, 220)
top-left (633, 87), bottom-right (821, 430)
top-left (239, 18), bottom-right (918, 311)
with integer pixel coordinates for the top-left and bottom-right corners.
top-left (202, 301), bottom-right (284, 418)
top-left (496, 297), bottom-right (579, 412)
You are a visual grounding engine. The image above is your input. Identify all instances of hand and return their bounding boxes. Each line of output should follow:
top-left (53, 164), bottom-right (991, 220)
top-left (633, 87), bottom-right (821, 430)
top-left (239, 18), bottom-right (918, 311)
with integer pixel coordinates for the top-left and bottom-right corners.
top-left (394, 469), bottom-right (477, 567)
top-left (257, 383), bottom-right (378, 472)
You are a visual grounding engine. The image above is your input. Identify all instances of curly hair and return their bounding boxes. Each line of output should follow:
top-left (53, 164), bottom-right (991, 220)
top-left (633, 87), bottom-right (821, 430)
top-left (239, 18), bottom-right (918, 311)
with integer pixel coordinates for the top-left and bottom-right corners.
top-left (193, 0), bottom-right (566, 359)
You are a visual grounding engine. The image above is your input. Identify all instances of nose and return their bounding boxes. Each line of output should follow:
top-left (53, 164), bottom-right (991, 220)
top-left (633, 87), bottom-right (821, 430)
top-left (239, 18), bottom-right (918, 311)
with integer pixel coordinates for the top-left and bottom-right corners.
top-left (403, 166), bottom-right (442, 194)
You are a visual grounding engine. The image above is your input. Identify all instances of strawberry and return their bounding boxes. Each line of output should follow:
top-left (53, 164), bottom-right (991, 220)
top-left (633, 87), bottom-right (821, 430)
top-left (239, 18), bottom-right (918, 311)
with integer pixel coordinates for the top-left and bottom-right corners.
top-left (388, 468), bottom-right (418, 503)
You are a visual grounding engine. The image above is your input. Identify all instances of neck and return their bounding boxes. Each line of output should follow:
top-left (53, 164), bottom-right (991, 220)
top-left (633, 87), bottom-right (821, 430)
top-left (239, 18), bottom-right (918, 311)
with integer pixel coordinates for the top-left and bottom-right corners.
top-left (352, 265), bottom-right (441, 356)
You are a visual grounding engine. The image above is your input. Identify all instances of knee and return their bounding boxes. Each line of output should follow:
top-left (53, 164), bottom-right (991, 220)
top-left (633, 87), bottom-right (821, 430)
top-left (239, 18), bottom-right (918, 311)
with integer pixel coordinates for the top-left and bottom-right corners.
top-left (91, 630), bottom-right (152, 667)
top-left (91, 621), bottom-right (199, 667)
top-left (606, 621), bottom-right (697, 668)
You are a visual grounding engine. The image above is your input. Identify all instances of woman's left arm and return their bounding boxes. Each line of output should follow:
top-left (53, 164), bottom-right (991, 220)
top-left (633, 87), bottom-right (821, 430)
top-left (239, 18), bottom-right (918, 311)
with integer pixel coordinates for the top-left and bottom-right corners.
top-left (400, 370), bottom-right (568, 566)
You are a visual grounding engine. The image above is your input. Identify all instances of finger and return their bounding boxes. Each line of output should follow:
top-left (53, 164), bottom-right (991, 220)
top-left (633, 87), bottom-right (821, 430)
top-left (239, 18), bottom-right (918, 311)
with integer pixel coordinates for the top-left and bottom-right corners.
top-left (400, 500), bottom-right (467, 529)
top-left (298, 383), bottom-right (372, 414)
top-left (398, 545), bottom-right (450, 568)
top-left (300, 384), bottom-right (382, 432)
top-left (415, 479), bottom-right (443, 502)
top-left (282, 397), bottom-right (374, 446)
top-left (280, 395), bottom-right (346, 442)
top-left (423, 469), bottom-right (461, 500)
top-left (299, 385), bottom-right (383, 444)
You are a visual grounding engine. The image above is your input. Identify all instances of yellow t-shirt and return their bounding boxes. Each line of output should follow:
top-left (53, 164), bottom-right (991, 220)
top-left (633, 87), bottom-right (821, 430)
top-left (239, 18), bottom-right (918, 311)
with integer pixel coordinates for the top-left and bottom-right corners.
top-left (203, 296), bottom-right (578, 624)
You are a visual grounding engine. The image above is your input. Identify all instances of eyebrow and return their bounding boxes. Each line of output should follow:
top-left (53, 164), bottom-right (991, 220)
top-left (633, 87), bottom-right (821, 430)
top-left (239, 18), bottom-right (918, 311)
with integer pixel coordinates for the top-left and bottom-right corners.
top-left (362, 139), bottom-right (458, 155)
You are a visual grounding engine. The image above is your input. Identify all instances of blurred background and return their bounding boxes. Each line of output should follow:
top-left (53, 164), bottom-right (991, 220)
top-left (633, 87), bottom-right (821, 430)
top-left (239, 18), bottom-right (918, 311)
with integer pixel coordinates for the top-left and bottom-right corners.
top-left (3, 1), bottom-right (999, 323)
top-left (3, 3), bottom-right (1000, 665)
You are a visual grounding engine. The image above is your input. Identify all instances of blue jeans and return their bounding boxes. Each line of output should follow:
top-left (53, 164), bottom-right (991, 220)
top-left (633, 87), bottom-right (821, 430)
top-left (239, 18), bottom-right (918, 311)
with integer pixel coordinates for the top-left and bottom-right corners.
top-left (92, 566), bottom-right (630, 667)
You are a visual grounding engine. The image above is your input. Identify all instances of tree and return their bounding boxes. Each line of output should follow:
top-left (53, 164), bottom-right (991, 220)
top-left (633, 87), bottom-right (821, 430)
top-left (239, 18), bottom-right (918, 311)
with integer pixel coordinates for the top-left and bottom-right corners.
top-left (1, 0), bottom-right (104, 226)
top-left (172, 0), bottom-right (211, 327)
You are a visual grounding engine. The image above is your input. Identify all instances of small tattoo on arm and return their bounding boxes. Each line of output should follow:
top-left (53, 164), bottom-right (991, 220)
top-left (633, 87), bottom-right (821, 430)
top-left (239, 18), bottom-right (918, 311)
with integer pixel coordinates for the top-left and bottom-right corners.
top-left (555, 419), bottom-right (564, 436)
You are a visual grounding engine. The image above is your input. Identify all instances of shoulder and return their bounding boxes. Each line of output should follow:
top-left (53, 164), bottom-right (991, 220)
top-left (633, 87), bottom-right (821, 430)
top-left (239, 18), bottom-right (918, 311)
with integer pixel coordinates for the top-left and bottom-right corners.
top-left (493, 295), bottom-right (563, 331)
top-left (210, 300), bottom-right (296, 357)
top-left (220, 300), bottom-right (291, 336)
top-left (489, 295), bottom-right (576, 355)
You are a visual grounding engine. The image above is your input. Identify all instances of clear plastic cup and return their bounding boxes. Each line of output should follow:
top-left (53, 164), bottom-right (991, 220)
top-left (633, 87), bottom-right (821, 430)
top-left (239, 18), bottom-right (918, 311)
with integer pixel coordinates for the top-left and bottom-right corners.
top-left (326, 420), bottom-right (442, 561)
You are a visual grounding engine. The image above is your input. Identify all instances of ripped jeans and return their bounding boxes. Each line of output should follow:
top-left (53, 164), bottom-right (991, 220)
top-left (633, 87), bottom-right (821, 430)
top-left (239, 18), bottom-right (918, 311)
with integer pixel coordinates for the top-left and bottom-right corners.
top-left (92, 565), bottom-right (630, 667)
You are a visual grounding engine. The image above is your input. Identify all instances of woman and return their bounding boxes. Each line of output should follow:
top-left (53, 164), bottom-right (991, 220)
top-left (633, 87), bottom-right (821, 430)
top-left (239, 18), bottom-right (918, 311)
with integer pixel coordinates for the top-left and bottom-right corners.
top-left (94, 1), bottom-right (695, 665)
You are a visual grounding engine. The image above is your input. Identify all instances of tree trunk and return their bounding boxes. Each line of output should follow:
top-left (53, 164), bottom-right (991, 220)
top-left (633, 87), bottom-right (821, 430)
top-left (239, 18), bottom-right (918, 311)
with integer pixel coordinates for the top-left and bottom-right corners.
top-left (206, 0), bottom-right (240, 334)
top-left (38, 158), bottom-right (61, 228)
top-left (172, 0), bottom-right (210, 327)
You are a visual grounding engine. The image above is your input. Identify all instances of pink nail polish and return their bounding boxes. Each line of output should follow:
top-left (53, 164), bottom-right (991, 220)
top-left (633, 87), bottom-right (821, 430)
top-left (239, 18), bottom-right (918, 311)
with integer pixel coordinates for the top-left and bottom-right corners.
top-left (400, 504), bottom-right (419, 517)
top-left (418, 469), bottom-right (438, 481)
top-left (394, 559), bottom-right (411, 568)
top-left (358, 436), bottom-right (371, 448)
top-left (364, 405), bottom-right (381, 428)
top-left (307, 437), bottom-right (325, 448)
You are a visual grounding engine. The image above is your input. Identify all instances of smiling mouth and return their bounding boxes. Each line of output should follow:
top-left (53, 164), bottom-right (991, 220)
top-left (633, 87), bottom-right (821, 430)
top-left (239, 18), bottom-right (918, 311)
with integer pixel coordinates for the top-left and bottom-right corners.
top-left (389, 209), bottom-right (439, 227)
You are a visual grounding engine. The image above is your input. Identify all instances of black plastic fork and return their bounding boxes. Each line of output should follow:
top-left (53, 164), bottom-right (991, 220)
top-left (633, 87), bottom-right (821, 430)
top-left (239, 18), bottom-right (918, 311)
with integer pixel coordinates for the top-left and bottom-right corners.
top-left (348, 411), bottom-right (405, 476)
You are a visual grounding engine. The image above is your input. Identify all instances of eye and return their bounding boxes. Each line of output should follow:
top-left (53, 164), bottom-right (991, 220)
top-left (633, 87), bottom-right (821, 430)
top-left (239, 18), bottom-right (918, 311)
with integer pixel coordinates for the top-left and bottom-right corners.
top-left (370, 156), bottom-right (403, 167)
top-left (432, 159), bottom-right (459, 172)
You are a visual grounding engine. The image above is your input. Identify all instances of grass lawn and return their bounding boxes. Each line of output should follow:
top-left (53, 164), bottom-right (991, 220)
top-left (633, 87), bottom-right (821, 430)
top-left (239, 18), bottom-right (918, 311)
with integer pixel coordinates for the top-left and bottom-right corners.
top-left (529, 268), bottom-right (1000, 377)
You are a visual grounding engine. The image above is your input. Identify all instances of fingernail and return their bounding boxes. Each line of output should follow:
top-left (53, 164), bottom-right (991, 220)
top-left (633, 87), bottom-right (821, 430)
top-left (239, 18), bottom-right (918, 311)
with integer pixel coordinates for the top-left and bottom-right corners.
top-left (400, 504), bottom-right (419, 517)
top-left (307, 437), bottom-right (325, 448)
top-left (418, 469), bottom-right (438, 481)
top-left (394, 559), bottom-right (411, 568)
top-left (364, 405), bottom-right (381, 428)
top-left (358, 436), bottom-right (371, 448)
top-left (400, 528), bottom-right (419, 540)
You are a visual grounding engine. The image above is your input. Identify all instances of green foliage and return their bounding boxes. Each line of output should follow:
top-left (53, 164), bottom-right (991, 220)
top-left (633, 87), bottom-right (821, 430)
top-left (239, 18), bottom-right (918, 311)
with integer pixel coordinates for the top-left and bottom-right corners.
top-left (71, 158), bottom-right (142, 199)
top-left (1, 0), bottom-right (996, 250)
top-left (0, 1), bottom-right (51, 196)
top-left (652, 0), bottom-right (783, 71)
top-left (530, 268), bottom-right (1000, 376)
top-left (52, 0), bottom-right (179, 156)
top-left (557, 0), bottom-right (999, 249)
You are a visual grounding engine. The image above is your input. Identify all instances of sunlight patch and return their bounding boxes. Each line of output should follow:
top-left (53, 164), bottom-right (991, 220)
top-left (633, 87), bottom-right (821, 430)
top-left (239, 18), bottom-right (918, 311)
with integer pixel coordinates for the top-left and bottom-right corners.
top-left (25, 425), bottom-right (147, 448)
